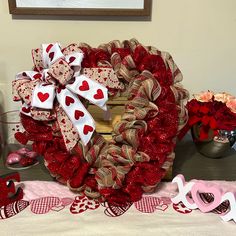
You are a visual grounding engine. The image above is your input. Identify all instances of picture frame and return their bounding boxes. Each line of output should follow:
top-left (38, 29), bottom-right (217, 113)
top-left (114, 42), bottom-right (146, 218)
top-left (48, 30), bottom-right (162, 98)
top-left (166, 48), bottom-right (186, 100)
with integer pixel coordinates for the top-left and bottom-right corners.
top-left (8, 0), bottom-right (152, 16)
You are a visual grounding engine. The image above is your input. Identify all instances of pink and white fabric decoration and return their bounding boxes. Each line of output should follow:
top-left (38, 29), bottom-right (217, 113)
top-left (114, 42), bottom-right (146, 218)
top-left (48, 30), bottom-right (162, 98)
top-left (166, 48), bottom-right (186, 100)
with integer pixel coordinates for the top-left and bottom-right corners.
top-left (13, 43), bottom-right (108, 147)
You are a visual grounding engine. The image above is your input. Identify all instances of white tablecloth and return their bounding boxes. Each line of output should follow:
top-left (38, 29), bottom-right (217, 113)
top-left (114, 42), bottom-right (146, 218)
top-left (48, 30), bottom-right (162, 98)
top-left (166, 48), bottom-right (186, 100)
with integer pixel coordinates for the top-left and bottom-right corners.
top-left (0, 181), bottom-right (235, 236)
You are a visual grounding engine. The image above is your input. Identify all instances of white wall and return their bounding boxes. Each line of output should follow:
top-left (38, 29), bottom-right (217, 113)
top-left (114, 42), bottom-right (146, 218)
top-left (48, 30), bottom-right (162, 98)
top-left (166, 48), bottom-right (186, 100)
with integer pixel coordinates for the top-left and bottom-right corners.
top-left (0, 0), bottom-right (236, 111)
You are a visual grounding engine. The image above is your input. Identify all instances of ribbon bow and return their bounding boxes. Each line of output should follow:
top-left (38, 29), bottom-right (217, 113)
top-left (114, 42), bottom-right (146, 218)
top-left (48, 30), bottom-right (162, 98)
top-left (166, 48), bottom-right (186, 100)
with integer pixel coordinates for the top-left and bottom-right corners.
top-left (13, 43), bottom-right (108, 147)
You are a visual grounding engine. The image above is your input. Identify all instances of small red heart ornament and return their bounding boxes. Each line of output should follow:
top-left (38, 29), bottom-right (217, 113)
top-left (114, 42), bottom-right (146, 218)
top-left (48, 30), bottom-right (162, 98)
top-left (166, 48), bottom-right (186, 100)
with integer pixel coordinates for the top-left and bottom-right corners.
top-left (83, 125), bottom-right (93, 135)
top-left (37, 92), bottom-right (49, 102)
top-left (74, 110), bottom-right (84, 120)
top-left (22, 107), bottom-right (30, 113)
top-left (79, 81), bottom-right (89, 91)
top-left (65, 96), bottom-right (75, 106)
top-left (14, 132), bottom-right (28, 145)
top-left (93, 89), bottom-right (104, 100)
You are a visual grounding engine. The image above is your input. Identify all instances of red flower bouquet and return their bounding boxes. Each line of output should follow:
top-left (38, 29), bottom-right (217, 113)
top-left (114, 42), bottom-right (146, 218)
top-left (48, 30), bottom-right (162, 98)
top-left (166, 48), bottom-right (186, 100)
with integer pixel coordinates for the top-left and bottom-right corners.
top-left (180, 91), bottom-right (236, 142)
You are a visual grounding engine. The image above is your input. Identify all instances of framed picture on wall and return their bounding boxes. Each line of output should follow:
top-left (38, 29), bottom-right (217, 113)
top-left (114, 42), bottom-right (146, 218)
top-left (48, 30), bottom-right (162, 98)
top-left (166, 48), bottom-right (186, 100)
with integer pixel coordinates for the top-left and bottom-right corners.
top-left (8, 0), bottom-right (152, 16)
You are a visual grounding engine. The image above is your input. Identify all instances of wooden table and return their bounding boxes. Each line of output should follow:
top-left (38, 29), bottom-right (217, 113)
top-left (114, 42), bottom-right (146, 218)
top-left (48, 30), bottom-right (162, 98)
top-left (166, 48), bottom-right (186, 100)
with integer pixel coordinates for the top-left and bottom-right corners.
top-left (173, 133), bottom-right (236, 181)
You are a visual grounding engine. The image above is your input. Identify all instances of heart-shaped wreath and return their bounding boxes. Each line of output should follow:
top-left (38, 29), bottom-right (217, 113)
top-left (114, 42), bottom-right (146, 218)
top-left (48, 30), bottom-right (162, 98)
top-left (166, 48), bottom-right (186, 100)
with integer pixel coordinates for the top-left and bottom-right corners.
top-left (13, 39), bottom-right (189, 205)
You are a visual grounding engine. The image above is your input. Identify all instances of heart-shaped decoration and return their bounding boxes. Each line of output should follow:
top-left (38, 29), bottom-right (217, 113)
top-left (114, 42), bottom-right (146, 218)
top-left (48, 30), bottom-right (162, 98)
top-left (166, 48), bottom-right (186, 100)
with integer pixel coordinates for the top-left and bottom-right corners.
top-left (173, 202), bottom-right (192, 214)
top-left (74, 110), bottom-right (84, 120)
top-left (14, 131), bottom-right (28, 145)
top-left (134, 196), bottom-right (163, 213)
top-left (37, 92), bottom-right (49, 102)
top-left (93, 89), bottom-right (104, 100)
top-left (51, 205), bottom-right (65, 212)
top-left (25, 95), bottom-right (30, 100)
top-left (191, 182), bottom-right (222, 213)
top-left (83, 125), bottom-right (93, 135)
top-left (49, 52), bottom-right (55, 61)
top-left (200, 193), bottom-right (230, 214)
top-left (22, 107), bottom-right (30, 113)
top-left (30, 197), bottom-right (61, 214)
top-left (155, 204), bottom-right (168, 211)
top-left (33, 73), bottom-right (42, 79)
top-left (0, 200), bottom-right (29, 220)
top-left (69, 56), bottom-right (76, 64)
top-left (65, 96), bottom-right (75, 106)
top-left (79, 81), bottom-right (89, 91)
top-left (102, 202), bottom-right (132, 217)
top-left (46, 44), bottom-right (53, 53)
top-left (70, 196), bottom-right (100, 214)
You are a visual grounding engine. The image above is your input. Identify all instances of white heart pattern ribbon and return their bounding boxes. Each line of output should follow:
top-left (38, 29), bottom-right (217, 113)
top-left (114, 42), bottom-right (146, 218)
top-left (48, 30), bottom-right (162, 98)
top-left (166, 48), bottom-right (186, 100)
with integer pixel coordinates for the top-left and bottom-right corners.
top-left (15, 43), bottom-right (108, 146)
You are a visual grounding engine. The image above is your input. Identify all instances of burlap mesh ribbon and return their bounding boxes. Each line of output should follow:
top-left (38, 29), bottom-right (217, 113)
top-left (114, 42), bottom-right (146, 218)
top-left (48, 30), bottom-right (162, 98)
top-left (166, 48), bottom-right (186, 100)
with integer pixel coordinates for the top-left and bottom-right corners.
top-left (64, 39), bottom-right (189, 200)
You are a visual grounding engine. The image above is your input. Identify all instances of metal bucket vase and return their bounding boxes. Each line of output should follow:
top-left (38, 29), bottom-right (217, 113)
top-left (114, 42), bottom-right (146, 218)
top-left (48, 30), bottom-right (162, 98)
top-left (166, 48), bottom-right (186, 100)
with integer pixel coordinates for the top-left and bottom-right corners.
top-left (191, 123), bottom-right (236, 158)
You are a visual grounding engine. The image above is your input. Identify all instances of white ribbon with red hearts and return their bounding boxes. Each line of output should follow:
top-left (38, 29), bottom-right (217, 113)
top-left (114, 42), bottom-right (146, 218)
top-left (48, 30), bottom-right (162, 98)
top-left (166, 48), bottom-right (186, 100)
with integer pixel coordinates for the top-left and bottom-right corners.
top-left (16, 43), bottom-right (108, 145)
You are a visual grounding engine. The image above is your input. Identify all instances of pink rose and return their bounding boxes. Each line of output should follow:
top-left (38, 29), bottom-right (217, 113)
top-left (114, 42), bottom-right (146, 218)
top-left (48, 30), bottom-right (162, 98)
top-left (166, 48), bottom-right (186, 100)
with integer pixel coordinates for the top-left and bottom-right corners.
top-left (194, 91), bottom-right (213, 102)
top-left (226, 99), bottom-right (236, 113)
top-left (214, 92), bottom-right (235, 103)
